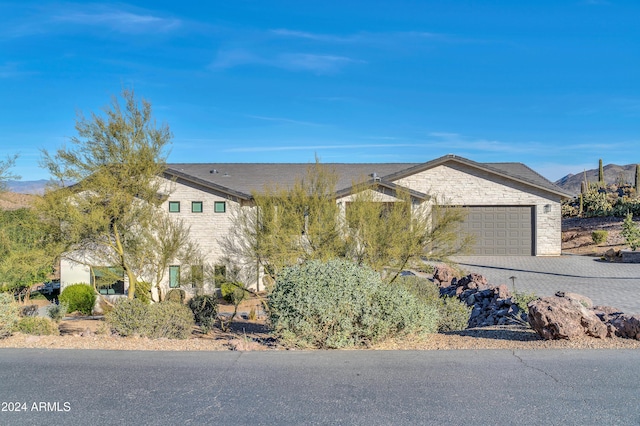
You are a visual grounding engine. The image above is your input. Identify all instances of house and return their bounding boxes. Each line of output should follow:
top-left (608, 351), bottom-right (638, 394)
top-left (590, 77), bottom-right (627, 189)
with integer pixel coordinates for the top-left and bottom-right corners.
top-left (60, 154), bottom-right (570, 296)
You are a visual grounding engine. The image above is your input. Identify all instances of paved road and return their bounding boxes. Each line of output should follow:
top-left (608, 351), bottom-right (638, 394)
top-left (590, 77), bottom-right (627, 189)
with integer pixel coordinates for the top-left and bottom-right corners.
top-left (450, 255), bottom-right (640, 314)
top-left (1, 349), bottom-right (640, 425)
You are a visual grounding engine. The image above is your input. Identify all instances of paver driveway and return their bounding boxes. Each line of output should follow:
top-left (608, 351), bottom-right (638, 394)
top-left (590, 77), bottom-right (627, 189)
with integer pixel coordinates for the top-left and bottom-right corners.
top-left (450, 255), bottom-right (640, 315)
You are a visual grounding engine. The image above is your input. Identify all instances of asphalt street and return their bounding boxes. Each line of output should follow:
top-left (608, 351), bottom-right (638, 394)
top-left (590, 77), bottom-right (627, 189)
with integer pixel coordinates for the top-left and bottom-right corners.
top-left (1, 349), bottom-right (639, 425)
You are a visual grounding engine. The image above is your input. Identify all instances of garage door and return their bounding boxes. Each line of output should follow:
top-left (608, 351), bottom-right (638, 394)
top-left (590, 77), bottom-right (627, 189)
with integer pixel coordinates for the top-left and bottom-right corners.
top-left (460, 206), bottom-right (533, 255)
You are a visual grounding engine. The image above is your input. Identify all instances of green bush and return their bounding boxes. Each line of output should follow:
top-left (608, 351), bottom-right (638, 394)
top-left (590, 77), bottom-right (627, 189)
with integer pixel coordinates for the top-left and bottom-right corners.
top-left (47, 303), bottom-right (68, 323)
top-left (188, 295), bottom-right (218, 333)
top-left (16, 317), bottom-right (59, 335)
top-left (0, 293), bottom-right (20, 339)
top-left (268, 260), bottom-right (438, 349)
top-left (105, 299), bottom-right (151, 337)
top-left (591, 230), bottom-right (608, 245)
top-left (436, 296), bottom-right (471, 332)
top-left (106, 299), bottom-right (194, 339)
top-left (513, 291), bottom-right (538, 314)
top-left (220, 282), bottom-right (248, 304)
top-left (395, 275), bottom-right (440, 304)
top-left (395, 276), bottom-right (470, 332)
top-left (59, 284), bottom-right (96, 315)
top-left (165, 288), bottom-right (186, 303)
top-left (135, 281), bottom-right (151, 304)
top-left (622, 213), bottom-right (640, 250)
top-left (146, 302), bottom-right (194, 339)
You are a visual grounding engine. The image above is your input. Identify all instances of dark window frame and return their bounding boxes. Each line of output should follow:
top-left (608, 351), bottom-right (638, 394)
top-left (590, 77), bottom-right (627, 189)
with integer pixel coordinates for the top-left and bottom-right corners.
top-left (168, 201), bottom-right (180, 213)
top-left (169, 265), bottom-right (180, 288)
top-left (192, 201), bottom-right (203, 213)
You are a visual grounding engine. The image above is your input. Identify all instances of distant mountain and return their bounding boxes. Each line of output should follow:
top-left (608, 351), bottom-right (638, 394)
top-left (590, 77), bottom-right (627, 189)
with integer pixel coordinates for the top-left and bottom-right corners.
top-left (0, 192), bottom-right (36, 210)
top-left (555, 164), bottom-right (638, 196)
top-left (5, 180), bottom-right (49, 195)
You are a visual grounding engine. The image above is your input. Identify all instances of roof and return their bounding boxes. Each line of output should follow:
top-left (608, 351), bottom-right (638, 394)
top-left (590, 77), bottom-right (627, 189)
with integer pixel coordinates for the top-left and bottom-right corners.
top-left (165, 155), bottom-right (571, 200)
top-left (165, 163), bottom-right (414, 200)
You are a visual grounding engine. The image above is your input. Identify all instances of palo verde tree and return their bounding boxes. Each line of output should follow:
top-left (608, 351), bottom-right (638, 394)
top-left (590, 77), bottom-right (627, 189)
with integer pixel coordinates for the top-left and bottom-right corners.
top-left (0, 154), bottom-right (19, 191)
top-left (0, 154), bottom-right (56, 300)
top-left (344, 183), bottom-right (470, 283)
top-left (220, 160), bottom-right (344, 289)
top-left (39, 90), bottom-right (172, 300)
top-left (224, 161), bottom-right (470, 285)
top-left (0, 208), bottom-right (57, 300)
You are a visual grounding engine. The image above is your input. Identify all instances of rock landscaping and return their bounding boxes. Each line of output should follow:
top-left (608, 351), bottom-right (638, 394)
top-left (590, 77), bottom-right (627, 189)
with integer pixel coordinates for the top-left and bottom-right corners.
top-left (433, 265), bottom-right (528, 328)
top-left (434, 264), bottom-right (640, 343)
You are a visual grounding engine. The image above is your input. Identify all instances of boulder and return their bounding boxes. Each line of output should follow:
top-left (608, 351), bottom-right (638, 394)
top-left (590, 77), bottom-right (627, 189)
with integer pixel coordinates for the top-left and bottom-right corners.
top-left (528, 294), bottom-right (608, 340)
top-left (610, 314), bottom-right (640, 340)
top-left (457, 273), bottom-right (489, 291)
top-left (433, 264), bottom-right (456, 285)
top-left (555, 291), bottom-right (593, 309)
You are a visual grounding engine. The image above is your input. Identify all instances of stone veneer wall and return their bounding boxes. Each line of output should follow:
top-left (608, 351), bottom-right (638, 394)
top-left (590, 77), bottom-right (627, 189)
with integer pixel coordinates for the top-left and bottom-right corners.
top-left (394, 163), bottom-right (562, 255)
top-left (161, 178), bottom-right (257, 290)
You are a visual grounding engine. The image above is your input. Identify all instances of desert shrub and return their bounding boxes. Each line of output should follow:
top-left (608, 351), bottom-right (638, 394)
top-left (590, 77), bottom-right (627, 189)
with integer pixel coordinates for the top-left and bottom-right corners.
top-left (105, 299), bottom-right (150, 337)
top-left (0, 293), bottom-right (20, 339)
top-left (220, 282), bottom-right (248, 304)
top-left (622, 213), bottom-right (640, 251)
top-left (396, 276), bottom-right (470, 332)
top-left (268, 259), bottom-right (438, 349)
top-left (395, 275), bottom-right (440, 304)
top-left (146, 302), bottom-right (194, 339)
top-left (16, 316), bottom-right (59, 335)
top-left (47, 302), bottom-right (68, 322)
top-left (591, 230), bottom-right (608, 245)
top-left (59, 284), bottom-right (96, 315)
top-left (513, 291), bottom-right (538, 314)
top-left (188, 295), bottom-right (218, 333)
top-left (19, 304), bottom-right (38, 317)
top-left (106, 299), bottom-right (194, 339)
top-left (165, 288), bottom-right (186, 303)
top-left (436, 296), bottom-right (471, 332)
top-left (135, 281), bottom-right (151, 304)
top-left (582, 190), bottom-right (613, 217)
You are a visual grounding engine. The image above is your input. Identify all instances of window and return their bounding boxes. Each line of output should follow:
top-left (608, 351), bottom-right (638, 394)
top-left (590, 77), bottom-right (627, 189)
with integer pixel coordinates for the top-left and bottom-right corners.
top-left (214, 265), bottom-right (226, 286)
top-left (192, 201), bottom-right (203, 213)
top-left (169, 265), bottom-right (180, 288)
top-left (191, 265), bottom-right (204, 288)
top-left (91, 266), bottom-right (125, 295)
top-left (168, 201), bottom-right (180, 213)
top-left (214, 201), bottom-right (226, 213)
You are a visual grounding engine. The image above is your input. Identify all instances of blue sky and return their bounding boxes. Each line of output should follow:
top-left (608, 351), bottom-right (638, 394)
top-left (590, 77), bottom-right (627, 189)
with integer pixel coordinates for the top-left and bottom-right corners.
top-left (1, 1), bottom-right (638, 182)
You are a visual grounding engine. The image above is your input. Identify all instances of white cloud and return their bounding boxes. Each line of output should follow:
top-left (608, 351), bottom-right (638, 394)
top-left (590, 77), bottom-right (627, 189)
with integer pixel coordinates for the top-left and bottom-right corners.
top-left (51, 6), bottom-right (181, 33)
top-left (0, 62), bottom-right (34, 78)
top-left (211, 50), bottom-right (364, 74)
top-left (225, 143), bottom-right (419, 153)
top-left (271, 29), bottom-right (449, 45)
top-left (270, 29), bottom-right (353, 43)
top-left (210, 49), bottom-right (262, 69)
top-left (246, 115), bottom-right (323, 127)
top-left (276, 53), bottom-right (364, 74)
top-left (4, 4), bottom-right (182, 37)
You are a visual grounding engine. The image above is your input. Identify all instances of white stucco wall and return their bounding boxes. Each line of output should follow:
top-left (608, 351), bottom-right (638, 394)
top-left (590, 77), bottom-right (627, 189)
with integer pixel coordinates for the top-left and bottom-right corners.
top-left (394, 163), bottom-right (563, 255)
top-left (60, 258), bottom-right (91, 291)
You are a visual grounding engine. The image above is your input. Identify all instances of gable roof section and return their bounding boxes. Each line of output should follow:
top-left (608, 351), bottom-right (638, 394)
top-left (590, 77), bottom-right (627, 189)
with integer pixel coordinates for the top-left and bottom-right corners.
top-left (165, 155), bottom-right (571, 200)
top-left (334, 179), bottom-right (429, 201)
top-left (380, 155), bottom-right (572, 198)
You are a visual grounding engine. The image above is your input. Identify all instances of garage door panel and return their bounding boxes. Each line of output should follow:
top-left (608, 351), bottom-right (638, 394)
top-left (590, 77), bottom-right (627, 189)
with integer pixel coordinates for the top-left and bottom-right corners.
top-left (461, 206), bottom-right (533, 256)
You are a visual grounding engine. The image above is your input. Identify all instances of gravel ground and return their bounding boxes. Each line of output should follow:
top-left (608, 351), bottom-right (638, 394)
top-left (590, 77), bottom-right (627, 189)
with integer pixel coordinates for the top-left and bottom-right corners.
top-left (2, 319), bottom-right (640, 351)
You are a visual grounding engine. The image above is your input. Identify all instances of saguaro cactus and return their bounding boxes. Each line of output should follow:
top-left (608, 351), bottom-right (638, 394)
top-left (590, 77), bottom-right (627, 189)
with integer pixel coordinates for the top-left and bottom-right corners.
top-left (635, 164), bottom-right (639, 195)
top-left (598, 159), bottom-right (604, 186)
